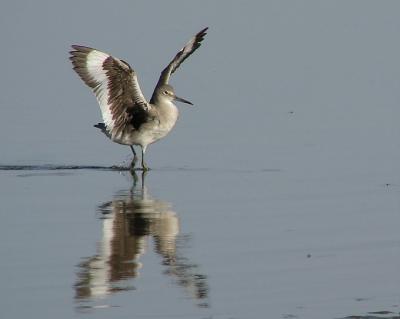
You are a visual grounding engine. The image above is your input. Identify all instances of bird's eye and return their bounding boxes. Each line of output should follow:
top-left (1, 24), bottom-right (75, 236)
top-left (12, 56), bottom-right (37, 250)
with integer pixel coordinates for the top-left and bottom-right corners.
top-left (163, 90), bottom-right (169, 95)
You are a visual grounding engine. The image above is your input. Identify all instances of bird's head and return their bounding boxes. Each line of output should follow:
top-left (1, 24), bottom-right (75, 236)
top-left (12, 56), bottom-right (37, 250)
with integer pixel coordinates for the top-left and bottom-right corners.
top-left (156, 84), bottom-right (193, 106)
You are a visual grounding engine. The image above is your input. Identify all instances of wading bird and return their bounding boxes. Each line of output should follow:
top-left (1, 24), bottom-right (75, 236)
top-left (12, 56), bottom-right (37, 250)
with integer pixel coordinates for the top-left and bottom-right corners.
top-left (69, 28), bottom-right (208, 170)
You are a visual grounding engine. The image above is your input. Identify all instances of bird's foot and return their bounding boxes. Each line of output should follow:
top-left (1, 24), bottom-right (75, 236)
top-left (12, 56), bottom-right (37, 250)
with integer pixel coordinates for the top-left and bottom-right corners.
top-left (141, 161), bottom-right (150, 171)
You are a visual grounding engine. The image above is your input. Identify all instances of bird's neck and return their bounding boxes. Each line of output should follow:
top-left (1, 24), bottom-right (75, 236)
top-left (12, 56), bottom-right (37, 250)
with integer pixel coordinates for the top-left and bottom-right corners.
top-left (156, 99), bottom-right (179, 129)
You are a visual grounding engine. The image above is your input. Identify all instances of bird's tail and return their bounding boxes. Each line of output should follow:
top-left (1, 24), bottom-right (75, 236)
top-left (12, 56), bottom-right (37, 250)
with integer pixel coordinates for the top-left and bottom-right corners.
top-left (94, 122), bottom-right (112, 139)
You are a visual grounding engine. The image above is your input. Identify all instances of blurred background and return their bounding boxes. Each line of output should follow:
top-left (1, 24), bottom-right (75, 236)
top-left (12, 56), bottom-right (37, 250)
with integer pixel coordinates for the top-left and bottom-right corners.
top-left (0, 0), bottom-right (399, 176)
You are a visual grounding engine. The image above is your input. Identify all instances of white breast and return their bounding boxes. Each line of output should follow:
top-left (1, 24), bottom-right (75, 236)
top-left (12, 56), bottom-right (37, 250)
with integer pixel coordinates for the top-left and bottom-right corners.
top-left (142, 101), bottom-right (179, 146)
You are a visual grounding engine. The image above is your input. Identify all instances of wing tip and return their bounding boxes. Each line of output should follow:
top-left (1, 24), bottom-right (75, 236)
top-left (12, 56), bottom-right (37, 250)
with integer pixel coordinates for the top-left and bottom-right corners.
top-left (69, 45), bottom-right (96, 57)
top-left (197, 27), bottom-right (208, 39)
top-left (71, 44), bottom-right (92, 50)
top-left (194, 27), bottom-right (209, 47)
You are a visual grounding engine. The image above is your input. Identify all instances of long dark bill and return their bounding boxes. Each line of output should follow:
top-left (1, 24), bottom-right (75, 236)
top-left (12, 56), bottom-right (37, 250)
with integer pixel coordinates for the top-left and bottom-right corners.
top-left (174, 95), bottom-right (193, 106)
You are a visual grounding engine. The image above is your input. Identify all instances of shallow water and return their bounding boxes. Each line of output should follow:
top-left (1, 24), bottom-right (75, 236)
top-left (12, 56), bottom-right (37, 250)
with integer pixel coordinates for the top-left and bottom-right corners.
top-left (1, 1), bottom-right (400, 318)
top-left (0, 166), bottom-right (399, 319)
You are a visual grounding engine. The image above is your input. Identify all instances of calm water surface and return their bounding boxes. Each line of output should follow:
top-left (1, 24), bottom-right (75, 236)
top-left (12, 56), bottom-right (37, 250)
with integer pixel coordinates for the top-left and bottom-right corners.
top-left (0, 166), bottom-right (398, 319)
top-left (1, 1), bottom-right (400, 318)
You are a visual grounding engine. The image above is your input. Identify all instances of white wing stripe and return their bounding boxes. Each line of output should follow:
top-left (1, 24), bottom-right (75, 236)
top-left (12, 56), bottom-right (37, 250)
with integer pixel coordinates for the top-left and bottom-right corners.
top-left (70, 45), bottom-right (151, 136)
top-left (86, 50), bottom-right (114, 130)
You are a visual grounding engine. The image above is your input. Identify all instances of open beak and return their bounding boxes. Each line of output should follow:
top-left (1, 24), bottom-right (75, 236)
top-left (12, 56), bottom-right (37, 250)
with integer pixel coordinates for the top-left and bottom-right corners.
top-left (174, 95), bottom-right (193, 106)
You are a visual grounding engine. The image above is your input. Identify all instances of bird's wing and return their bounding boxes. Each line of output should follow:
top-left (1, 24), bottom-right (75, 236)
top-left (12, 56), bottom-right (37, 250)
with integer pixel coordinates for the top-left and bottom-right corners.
top-left (153, 27), bottom-right (208, 89)
top-left (69, 45), bottom-right (150, 132)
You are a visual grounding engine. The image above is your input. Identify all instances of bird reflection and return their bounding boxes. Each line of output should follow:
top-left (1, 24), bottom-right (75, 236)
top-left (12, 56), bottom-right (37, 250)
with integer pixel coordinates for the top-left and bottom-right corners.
top-left (74, 172), bottom-right (208, 308)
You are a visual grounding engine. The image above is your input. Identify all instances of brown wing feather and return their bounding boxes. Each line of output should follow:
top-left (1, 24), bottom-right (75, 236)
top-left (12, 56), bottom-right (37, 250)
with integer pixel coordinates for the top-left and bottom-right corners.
top-left (102, 56), bottom-right (149, 130)
top-left (69, 45), bottom-right (150, 133)
top-left (152, 27), bottom-right (208, 98)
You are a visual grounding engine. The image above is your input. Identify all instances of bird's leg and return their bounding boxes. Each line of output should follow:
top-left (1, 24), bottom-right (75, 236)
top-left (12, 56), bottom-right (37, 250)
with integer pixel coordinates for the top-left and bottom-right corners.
top-left (130, 145), bottom-right (138, 171)
top-left (130, 145), bottom-right (138, 161)
top-left (141, 145), bottom-right (150, 171)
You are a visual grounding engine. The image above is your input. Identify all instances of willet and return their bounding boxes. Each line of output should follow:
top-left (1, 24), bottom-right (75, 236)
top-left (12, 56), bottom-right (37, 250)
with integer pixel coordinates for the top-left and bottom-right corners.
top-left (69, 28), bottom-right (208, 171)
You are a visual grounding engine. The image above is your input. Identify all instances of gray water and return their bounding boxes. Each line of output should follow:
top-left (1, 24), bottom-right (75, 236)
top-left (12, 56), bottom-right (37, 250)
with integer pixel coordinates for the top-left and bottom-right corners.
top-left (1, 1), bottom-right (400, 318)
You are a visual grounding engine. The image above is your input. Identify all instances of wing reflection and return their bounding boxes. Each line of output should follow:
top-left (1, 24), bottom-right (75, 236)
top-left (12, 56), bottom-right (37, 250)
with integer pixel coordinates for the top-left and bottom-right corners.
top-left (74, 172), bottom-right (208, 308)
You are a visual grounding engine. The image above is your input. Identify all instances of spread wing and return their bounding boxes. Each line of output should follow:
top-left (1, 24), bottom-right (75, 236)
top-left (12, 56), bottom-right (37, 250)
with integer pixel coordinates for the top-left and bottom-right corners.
top-left (153, 27), bottom-right (208, 90)
top-left (69, 45), bottom-right (150, 133)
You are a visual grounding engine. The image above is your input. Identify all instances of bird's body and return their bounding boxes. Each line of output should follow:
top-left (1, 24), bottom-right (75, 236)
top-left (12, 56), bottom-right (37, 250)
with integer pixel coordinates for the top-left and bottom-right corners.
top-left (98, 89), bottom-right (179, 148)
top-left (69, 28), bottom-right (208, 170)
